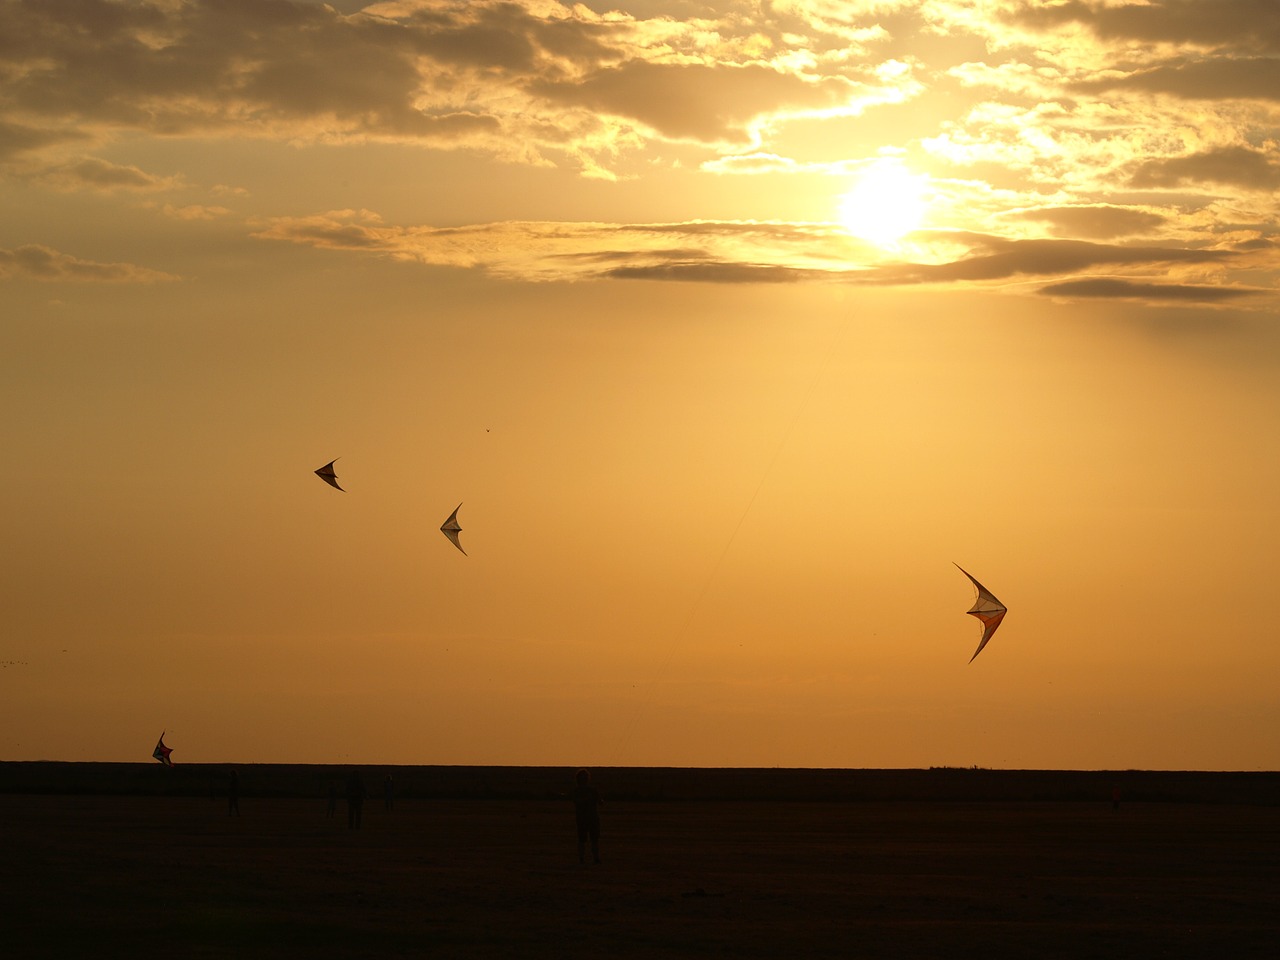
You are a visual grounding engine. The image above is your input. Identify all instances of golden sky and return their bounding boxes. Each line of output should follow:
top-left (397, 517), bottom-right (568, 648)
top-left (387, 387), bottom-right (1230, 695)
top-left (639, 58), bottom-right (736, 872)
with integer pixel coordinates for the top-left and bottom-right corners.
top-left (2, 0), bottom-right (1278, 770)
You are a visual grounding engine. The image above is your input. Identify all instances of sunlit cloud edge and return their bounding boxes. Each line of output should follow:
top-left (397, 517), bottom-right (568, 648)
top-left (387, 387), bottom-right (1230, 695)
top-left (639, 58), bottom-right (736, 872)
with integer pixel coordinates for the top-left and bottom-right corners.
top-left (249, 212), bottom-right (1277, 305)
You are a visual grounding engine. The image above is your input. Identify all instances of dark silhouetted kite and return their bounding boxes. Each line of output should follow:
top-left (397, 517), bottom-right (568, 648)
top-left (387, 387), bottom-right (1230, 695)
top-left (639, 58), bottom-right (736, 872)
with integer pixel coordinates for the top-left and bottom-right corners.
top-left (955, 564), bottom-right (1007, 662)
top-left (441, 503), bottom-right (466, 555)
top-left (315, 459), bottom-right (344, 491)
top-left (153, 732), bottom-right (173, 766)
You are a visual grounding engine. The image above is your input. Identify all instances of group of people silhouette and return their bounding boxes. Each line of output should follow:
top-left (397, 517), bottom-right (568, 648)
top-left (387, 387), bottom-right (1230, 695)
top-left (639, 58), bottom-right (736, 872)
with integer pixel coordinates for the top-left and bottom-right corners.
top-left (224, 766), bottom-right (605, 860)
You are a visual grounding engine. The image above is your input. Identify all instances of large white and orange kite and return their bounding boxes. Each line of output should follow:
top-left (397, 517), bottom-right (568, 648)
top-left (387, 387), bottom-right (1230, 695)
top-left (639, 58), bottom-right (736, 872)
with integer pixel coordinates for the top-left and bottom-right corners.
top-left (955, 565), bottom-right (1007, 662)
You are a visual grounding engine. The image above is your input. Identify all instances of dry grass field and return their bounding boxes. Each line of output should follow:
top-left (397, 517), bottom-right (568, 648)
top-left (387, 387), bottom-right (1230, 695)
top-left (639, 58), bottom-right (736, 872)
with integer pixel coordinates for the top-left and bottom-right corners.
top-left (4, 767), bottom-right (1279, 959)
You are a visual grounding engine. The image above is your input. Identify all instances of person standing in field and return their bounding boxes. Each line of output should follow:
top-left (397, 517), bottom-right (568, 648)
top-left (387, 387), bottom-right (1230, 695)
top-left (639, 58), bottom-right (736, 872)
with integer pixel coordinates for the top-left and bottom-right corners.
top-left (571, 768), bottom-right (603, 864)
top-left (346, 769), bottom-right (366, 829)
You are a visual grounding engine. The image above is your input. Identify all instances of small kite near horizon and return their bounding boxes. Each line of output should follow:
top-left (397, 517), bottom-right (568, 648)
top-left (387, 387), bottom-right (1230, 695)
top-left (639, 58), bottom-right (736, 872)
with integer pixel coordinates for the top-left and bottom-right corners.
top-left (440, 503), bottom-right (466, 555)
top-left (152, 732), bottom-right (173, 766)
top-left (955, 564), bottom-right (1007, 663)
top-left (315, 459), bottom-right (344, 491)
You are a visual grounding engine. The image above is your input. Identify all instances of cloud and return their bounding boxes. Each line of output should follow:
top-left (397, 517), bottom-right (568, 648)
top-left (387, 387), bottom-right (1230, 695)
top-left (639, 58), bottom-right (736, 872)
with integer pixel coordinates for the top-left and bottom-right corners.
top-left (251, 210), bottom-right (875, 280)
top-left (1079, 58), bottom-right (1280, 103)
top-left (1130, 146), bottom-right (1280, 191)
top-left (1006, 205), bottom-right (1169, 240)
top-left (36, 157), bottom-right (180, 192)
top-left (0, 0), bottom-right (508, 137)
top-left (528, 60), bottom-right (859, 144)
top-left (917, 1), bottom-right (1280, 236)
top-left (0, 0), bottom-right (558, 169)
top-left (0, 244), bottom-right (178, 282)
top-left (700, 152), bottom-right (815, 175)
top-left (860, 234), bottom-right (1238, 288)
top-left (1233, 235), bottom-right (1280, 253)
top-left (701, 152), bottom-right (896, 177)
top-left (161, 203), bottom-right (232, 221)
top-left (8, 0), bottom-right (1266, 251)
top-left (1009, 1), bottom-right (1280, 57)
top-left (0, 0), bottom-right (1270, 221)
top-left (252, 209), bottom-right (1270, 308)
top-left (601, 261), bottom-right (819, 283)
top-left (0, 0), bottom-right (925, 175)
top-left (1038, 277), bottom-right (1264, 303)
top-left (0, 119), bottom-right (89, 160)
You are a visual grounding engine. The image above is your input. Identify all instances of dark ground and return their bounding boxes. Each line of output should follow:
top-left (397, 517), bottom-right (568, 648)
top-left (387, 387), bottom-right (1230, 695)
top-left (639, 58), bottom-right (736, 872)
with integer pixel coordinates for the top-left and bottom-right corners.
top-left (2, 766), bottom-right (1278, 958)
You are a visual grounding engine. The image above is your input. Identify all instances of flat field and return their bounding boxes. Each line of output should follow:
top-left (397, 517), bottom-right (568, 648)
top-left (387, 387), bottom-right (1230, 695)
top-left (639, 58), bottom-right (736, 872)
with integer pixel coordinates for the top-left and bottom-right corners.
top-left (4, 787), bottom-right (1279, 958)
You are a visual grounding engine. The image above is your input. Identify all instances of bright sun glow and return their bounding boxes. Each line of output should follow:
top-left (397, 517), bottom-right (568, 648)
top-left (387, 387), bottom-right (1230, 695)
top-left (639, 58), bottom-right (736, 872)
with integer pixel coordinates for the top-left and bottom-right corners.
top-left (836, 162), bottom-right (928, 247)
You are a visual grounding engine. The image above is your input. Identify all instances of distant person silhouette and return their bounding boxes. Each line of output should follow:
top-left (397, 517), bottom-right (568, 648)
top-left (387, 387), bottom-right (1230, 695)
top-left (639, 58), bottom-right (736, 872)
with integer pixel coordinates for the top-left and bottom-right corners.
top-left (570, 768), bottom-right (603, 863)
top-left (346, 769), bottom-right (366, 829)
top-left (228, 769), bottom-right (240, 816)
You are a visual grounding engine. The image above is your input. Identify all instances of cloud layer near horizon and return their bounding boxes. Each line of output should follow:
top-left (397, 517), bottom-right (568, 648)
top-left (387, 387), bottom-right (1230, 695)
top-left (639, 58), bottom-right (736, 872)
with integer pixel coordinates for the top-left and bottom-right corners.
top-left (247, 208), bottom-right (1272, 302)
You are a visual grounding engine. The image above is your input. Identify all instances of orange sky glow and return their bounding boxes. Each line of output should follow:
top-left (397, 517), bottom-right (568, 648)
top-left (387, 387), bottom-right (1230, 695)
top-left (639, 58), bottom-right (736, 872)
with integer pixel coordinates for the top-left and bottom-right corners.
top-left (2, 0), bottom-right (1278, 770)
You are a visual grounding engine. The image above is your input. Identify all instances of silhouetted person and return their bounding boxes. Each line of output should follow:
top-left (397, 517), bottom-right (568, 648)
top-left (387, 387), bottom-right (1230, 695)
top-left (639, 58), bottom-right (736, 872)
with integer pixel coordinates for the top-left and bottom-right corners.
top-left (228, 769), bottom-right (240, 816)
top-left (570, 768), bottom-right (602, 863)
top-left (383, 774), bottom-right (394, 811)
top-left (346, 769), bottom-right (366, 829)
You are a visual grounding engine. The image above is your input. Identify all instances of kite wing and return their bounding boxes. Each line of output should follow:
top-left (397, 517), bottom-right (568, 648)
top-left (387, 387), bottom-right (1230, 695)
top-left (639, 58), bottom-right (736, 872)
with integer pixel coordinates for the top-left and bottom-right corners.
top-left (955, 564), bottom-right (1007, 663)
top-left (440, 503), bottom-right (466, 555)
top-left (152, 732), bottom-right (173, 766)
top-left (315, 459), bottom-right (344, 491)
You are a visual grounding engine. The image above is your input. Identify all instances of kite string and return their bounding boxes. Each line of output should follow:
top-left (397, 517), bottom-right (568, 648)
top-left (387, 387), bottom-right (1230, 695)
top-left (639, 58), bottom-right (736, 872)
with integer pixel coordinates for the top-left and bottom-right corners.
top-left (611, 312), bottom-right (853, 764)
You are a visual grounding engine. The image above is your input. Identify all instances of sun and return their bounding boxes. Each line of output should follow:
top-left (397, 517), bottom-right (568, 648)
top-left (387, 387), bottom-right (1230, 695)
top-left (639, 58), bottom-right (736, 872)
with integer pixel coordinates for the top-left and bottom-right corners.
top-left (836, 161), bottom-right (928, 247)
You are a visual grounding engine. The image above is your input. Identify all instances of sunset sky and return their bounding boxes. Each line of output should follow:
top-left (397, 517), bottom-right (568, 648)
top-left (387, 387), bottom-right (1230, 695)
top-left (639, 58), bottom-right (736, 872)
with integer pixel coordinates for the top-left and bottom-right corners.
top-left (3, 0), bottom-right (1278, 771)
